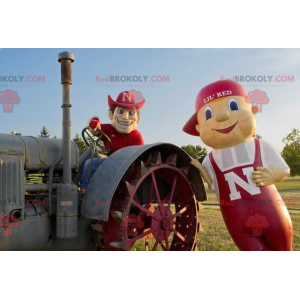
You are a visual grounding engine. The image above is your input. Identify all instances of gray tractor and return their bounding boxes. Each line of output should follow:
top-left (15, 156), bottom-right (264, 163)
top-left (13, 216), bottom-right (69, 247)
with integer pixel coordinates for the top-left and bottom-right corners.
top-left (0, 52), bottom-right (206, 251)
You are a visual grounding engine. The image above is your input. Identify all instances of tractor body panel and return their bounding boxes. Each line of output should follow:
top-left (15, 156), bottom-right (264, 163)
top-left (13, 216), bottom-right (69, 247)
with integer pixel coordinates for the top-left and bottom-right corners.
top-left (0, 133), bottom-right (79, 171)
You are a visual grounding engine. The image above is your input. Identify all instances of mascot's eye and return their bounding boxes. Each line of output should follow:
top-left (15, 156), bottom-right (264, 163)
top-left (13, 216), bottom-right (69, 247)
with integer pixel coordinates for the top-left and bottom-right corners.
top-left (4, 97), bottom-right (6, 100)
top-left (10, 97), bottom-right (13, 100)
top-left (129, 111), bottom-right (135, 116)
top-left (228, 98), bottom-right (240, 111)
top-left (117, 109), bottom-right (124, 115)
top-left (204, 106), bottom-right (213, 120)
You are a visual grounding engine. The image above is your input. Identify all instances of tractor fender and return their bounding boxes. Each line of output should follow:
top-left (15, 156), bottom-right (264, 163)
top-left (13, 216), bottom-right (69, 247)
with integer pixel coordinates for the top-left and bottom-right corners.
top-left (80, 143), bottom-right (206, 222)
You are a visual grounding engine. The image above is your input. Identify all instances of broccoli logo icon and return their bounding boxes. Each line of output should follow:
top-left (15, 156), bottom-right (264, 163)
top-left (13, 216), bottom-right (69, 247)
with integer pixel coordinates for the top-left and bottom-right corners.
top-left (246, 89), bottom-right (269, 113)
top-left (121, 214), bottom-right (144, 236)
top-left (129, 89), bottom-right (145, 103)
top-left (245, 214), bottom-right (269, 236)
top-left (0, 90), bottom-right (21, 113)
top-left (0, 214), bottom-right (21, 237)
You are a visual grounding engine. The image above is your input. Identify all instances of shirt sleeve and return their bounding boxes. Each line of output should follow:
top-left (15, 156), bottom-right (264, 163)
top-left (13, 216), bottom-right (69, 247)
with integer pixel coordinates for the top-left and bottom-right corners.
top-left (132, 131), bottom-right (144, 145)
top-left (260, 139), bottom-right (290, 174)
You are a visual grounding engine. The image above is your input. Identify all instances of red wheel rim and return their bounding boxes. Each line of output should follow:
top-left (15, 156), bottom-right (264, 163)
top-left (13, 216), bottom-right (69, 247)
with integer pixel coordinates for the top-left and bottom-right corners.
top-left (105, 159), bottom-right (199, 251)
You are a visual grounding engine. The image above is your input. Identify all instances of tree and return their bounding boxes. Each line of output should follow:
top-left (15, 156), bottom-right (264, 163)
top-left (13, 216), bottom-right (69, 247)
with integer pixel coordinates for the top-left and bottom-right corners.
top-left (73, 133), bottom-right (87, 152)
top-left (39, 126), bottom-right (50, 138)
top-left (181, 145), bottom-right (208, 163)
top-left (282, 128), bottom-right (300, 177)
top-left (253, 133), bottom-right (262, 139)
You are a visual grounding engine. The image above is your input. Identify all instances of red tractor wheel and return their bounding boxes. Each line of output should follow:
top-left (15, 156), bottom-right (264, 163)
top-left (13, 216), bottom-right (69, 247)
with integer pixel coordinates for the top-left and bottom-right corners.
top-left (104, 153), bottom-right (199, 251)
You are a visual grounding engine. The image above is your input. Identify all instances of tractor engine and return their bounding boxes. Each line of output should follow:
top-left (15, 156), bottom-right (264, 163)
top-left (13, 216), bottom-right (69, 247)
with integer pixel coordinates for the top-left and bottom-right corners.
top-left (0, 133), bottom-right (80, 249)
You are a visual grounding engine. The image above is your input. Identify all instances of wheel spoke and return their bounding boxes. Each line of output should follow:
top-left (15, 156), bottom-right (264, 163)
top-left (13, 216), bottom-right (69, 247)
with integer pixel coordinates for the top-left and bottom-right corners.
top-left (162, 230), bottom-right (170, 251)
top-left (152, 239), bottom-right (159, 251)
top-left (172, 228), bottom-right (186, 243)
top-left (85, 130), bottom-right (94, 140)
top-left (165, 238), bottom-right (170, 251)
top-left (167, 176), bottom-right (177, 208)
top-left (162, 192), bottom-right (170, 205)
top-left (148, 182), bottom-right (154, 204)
top-left (132, 199), bottom-right (157, 219)
top-left (134, 193), bottom-right (140, 203)
top-left (160, 242), bottom-right (166, 251)
top-left (172, 205), bottom-right (189, 219)
top-left (129, 229), bottom-right (154, 245)
top-left (151, 172), bottom-right (162, 206)
top-left (96, 134), bottom-right (103, 142)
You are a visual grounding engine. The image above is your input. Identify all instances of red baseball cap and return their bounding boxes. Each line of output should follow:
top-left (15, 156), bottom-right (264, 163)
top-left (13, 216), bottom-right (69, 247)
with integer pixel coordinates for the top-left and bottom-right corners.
top-left (183, 80), bottom-right (248, 136)
top-left (108, 91), bottom-right (145, 109)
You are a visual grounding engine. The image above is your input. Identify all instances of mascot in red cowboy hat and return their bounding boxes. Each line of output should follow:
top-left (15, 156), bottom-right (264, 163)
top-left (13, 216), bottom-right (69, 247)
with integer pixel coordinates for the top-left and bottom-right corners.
top-left (183, 80), bottom-right (293, 251)
top-left (81, 91), bottom-right (145, 191)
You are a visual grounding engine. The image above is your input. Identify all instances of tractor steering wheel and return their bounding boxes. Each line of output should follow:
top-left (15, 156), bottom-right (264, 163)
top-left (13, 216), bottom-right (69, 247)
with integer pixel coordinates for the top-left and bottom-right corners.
top-left (82, 127), bottom-right (113, 156)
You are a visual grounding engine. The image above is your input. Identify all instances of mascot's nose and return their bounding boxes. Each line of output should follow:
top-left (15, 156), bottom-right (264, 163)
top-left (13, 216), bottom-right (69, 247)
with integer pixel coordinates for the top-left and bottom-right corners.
top-left (217, 108), bottom-right (230, 122)
top-left (123, 111), bottom-right (129, 119)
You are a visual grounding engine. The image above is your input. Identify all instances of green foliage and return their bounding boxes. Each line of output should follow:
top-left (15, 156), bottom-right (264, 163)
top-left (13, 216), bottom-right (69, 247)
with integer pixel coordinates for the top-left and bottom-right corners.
top-left (73, 133), bottom-right (87, 152)
top-left (39, 126), bottom-right (50, 138)
top-left (253, 133), bottom-right (262, 139)
top-left (282, 129), bottom-right (300, 177)
top-left (181, 145), bottom-right (207, 163)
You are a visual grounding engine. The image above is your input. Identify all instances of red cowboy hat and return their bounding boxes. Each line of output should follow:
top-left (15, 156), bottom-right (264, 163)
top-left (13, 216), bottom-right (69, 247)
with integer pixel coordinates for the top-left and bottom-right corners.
top-left (183, 80), bottom-right (248, 136)
top-left (108, 91), bottom-right (145, 109)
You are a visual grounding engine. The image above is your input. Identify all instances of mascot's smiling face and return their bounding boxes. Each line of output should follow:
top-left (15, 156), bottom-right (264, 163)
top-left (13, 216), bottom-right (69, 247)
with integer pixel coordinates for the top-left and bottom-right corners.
top-left (196, 96), bottom-right (257, 149)
top-left (109, 106), bottom-right (141, 134)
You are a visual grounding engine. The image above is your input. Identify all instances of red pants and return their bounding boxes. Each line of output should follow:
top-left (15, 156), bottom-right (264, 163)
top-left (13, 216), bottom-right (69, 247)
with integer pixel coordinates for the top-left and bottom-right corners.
top-left (221, 200), bottom-right (293, 251)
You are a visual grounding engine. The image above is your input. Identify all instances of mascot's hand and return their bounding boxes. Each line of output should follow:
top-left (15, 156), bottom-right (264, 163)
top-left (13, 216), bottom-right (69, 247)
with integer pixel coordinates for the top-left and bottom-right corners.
top-left (89, 127), bottom-right (99, 136)
top-left (88, 117), bottom-right (101, 136)
top-left (252, 167), bottom-right (276, 186)
top-left (252, 167), bottom-right (289, 186)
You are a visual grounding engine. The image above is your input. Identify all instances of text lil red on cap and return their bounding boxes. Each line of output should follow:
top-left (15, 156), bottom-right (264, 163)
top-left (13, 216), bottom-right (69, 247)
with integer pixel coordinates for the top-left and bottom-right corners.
top-left (183, 80), bottom-right (248, 136)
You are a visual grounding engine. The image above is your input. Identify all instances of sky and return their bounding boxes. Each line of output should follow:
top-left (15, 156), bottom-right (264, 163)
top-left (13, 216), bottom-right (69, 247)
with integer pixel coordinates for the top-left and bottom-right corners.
top-left (0, 48), bottom-right (299, 152)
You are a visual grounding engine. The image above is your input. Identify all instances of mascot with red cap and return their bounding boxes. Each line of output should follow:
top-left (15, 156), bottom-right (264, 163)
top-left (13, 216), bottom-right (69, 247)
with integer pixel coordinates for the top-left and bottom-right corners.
top-left (81, 91), bottom-right (145, 191)
top-left (183, 80), bottom-right (293, 251)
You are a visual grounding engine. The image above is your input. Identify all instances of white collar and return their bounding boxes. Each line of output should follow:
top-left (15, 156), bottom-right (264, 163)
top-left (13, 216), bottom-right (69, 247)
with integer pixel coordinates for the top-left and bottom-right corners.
top-left (212, 139), bottom-right (255, 172)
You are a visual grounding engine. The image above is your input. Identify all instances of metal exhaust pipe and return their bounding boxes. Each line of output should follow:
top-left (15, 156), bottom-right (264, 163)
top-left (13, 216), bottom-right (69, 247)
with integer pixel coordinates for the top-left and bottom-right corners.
top-left (56, 52), bottom-right (78, 239)
top-left (58, 51), bottom-right (74, 184)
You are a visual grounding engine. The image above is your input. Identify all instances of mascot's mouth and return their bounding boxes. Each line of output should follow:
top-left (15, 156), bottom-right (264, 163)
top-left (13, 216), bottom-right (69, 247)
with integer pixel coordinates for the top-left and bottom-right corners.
top-left (117, 120), bottom-right (133, 127)
top-left (213, 121), bottom-right (238, 134)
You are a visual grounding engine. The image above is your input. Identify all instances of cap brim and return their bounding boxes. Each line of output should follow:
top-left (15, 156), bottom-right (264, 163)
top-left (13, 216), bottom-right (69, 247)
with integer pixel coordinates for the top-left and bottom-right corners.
top-left (183, 112), bottom-right (199, 136)
top-left (108, 95), bottom-right (145, 109)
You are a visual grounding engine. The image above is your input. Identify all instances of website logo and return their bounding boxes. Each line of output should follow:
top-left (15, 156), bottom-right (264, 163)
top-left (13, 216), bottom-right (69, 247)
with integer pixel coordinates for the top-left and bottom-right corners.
top-left (0, 89), bottom-right (20, 113)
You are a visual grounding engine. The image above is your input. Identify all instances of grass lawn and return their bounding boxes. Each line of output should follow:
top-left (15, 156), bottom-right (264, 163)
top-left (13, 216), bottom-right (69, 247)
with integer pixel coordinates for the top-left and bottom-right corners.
top-left (276, 177), bottom-right (300, 194)
top-left (197, 208), bottom-right (300, 251)
top-left (203, 177), bottom-right (300, 210)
